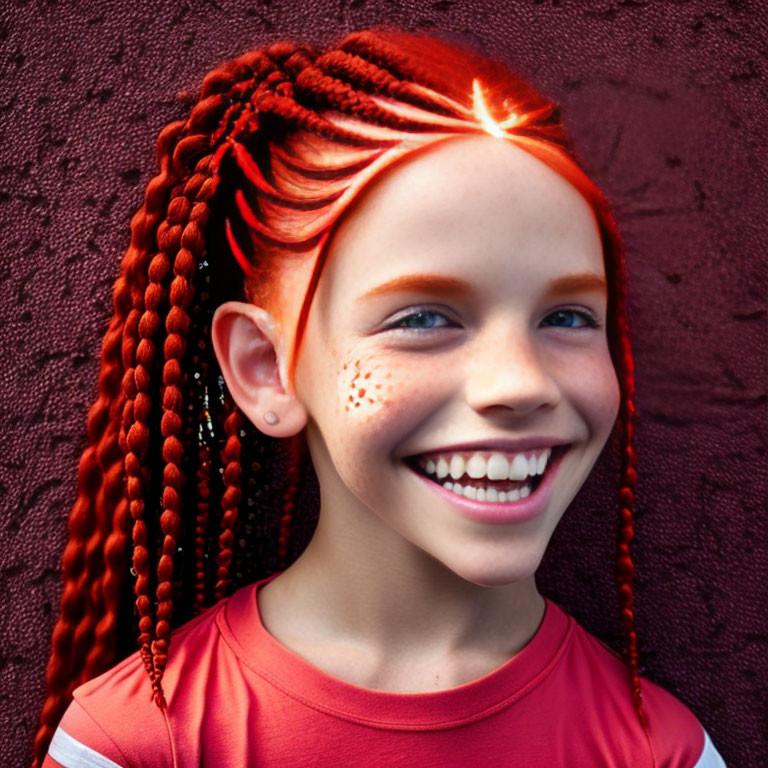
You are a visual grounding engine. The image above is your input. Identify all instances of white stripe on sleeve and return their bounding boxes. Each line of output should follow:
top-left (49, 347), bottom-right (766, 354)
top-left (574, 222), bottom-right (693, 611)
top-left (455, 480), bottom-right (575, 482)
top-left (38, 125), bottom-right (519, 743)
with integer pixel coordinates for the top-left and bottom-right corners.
top-left (693, 727), bottom-right (727, 768)
top-left (48, 726), bottom-right (125, 768)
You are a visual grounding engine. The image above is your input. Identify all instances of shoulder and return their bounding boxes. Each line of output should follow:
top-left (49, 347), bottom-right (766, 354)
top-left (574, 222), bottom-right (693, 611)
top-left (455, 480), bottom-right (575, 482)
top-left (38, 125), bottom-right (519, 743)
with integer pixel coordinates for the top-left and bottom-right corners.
top-left (562, 610), bottom-right (725, 767)
top-left (46, 597), bottom-right (232, 768)
top-left (640, 678), bottom-right (726, 768)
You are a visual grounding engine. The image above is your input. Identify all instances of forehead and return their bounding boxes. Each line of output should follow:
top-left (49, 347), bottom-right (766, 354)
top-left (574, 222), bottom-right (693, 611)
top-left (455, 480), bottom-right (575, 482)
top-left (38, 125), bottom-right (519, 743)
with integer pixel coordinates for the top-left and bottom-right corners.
top-left (317, 135), bottom-right (604, 304)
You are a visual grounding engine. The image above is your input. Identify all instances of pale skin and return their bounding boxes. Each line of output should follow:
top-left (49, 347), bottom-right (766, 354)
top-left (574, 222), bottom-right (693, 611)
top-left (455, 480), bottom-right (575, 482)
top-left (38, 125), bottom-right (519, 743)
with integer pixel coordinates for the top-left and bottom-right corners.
top-left (212, 135), bottom-right (620, 692)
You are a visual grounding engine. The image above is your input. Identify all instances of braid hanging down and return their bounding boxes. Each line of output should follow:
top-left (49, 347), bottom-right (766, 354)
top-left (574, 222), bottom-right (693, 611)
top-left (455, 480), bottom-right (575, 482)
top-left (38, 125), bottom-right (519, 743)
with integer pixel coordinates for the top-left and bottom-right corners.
top-left (33, 25), bottom-right (645, 765)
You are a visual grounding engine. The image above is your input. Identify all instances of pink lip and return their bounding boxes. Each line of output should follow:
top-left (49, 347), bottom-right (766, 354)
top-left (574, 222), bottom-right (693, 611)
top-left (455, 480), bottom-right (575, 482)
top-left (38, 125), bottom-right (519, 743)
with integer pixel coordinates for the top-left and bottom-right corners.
top-left (406, 436), bottom-right (571, 456)
top-left (408, 446), bottom-right (568, 525)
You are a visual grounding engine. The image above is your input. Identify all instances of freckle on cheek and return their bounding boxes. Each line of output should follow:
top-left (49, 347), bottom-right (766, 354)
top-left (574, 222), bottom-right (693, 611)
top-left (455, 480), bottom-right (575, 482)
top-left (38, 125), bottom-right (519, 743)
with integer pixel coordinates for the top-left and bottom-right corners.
top-left (340, 354), bottom-right (389, 415)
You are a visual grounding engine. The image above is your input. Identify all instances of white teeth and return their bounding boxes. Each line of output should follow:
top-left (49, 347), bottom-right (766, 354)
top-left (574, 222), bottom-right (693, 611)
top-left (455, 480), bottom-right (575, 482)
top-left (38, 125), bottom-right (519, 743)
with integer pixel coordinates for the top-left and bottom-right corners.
top-left (449, 455), bottom-right (465, 480)
top-left (466, 454), bottom-right (486, 479)
top-left (486, 453), bottom-right (510, 480)
top-left (509, 453), bottom-right (529, 481)
top-left (438, 480), bottom-right (534, 504)
top-left (419, 447), bottom-right (555, 482)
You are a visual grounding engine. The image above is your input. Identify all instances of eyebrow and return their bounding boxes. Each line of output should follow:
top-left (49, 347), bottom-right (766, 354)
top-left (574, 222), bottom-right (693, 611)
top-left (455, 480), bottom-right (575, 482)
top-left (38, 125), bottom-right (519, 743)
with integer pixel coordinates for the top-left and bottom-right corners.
top-left (358, 272), bottom-right (607, 301)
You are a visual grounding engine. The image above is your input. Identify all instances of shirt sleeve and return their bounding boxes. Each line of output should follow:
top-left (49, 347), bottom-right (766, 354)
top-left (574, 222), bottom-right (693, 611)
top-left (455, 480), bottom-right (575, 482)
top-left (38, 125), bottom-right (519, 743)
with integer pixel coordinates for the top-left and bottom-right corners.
top-left (692, 728), bottom-right (727, 768)
top-left (41, 648), bottom-right (175, 768)
top-left (639, 675), bottom-right (729, 768)
top-left (42, 699), bottom-right (127, 768)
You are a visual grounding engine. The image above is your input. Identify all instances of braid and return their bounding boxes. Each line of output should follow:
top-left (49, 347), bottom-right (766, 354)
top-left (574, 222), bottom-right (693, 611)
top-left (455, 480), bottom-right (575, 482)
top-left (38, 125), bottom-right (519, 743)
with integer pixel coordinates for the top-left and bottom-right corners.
top-left (128, 213), bottom-right (173, 684)
top-left (31, 116), bottom-right (186, 766)
top-left (214, 400), bottom-right (244, 602)
top-left (194, 442), bottom-right (212, 614)
top-left (316, 49), bottom-right (466, 118)
top-left (210, 52), bottom-right (284, 147)
top-left (253, 89), bottom-right (395, 148)
top-left (191, 261), bottom-right (216, 615)
top-left (149, 155), bottom-right (215, 702)
top-left (33, 50), bottom-right (275, 763)
top-left (278, 434), bottom-right (306, 570)
top-left (602, 203), bottom-right (647, 729)
top-left (615, 309), bottom-right (647, 728)
top-left (293, 66), bottom-right (455, 132)
top-left (72, 416), bottom-right (124, 678)
top-left (125, 75), bottom-right (271, 704)
top-left (83, 295), bottom-right (146, 679)
top-left (33, 327), bottom-right (119, 758)
top-left (339, 29), bottom-right (438, 87)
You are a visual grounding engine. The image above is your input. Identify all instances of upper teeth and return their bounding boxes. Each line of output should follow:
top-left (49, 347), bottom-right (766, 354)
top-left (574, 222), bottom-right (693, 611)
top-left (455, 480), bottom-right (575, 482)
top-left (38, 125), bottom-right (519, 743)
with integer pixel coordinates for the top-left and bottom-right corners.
top-left (420, 449), bottom-right (552, 482)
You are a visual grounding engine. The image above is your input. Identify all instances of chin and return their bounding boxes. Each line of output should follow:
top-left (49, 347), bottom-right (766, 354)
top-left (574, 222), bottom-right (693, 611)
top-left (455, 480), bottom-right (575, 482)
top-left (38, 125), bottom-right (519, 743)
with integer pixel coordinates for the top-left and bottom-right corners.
top-left (438, 547), bottom-right (546, 589)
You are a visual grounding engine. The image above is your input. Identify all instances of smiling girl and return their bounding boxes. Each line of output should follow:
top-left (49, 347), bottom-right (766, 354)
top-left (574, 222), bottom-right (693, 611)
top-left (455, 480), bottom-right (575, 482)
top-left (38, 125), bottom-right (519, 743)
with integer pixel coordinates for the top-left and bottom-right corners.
top-left (35, 26), bottom-right (724, 768)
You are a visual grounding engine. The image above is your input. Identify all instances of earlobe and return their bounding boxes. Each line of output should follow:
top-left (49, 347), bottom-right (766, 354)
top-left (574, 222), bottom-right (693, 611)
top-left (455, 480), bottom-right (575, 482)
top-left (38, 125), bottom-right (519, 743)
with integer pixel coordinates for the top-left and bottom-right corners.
top-left (211, 301), bottom-right (308, 438)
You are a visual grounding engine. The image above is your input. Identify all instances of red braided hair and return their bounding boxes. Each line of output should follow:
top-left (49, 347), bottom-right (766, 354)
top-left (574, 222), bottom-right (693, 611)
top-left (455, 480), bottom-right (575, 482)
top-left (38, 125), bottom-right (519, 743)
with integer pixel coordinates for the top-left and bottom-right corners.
top-left (33, 25), bottom-right (645, 765)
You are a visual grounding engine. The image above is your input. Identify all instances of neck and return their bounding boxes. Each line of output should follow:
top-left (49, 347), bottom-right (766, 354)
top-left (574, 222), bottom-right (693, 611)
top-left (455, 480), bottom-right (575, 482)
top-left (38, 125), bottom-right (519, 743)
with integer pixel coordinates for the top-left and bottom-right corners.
top-left (259, 493), bottom-right (546, 663)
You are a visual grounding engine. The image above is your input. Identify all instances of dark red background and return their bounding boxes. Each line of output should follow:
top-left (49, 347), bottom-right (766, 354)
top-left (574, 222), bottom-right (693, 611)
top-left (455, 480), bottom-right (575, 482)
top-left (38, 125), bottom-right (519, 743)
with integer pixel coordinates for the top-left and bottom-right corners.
top-left (1, 1), bottom-right (765, 765)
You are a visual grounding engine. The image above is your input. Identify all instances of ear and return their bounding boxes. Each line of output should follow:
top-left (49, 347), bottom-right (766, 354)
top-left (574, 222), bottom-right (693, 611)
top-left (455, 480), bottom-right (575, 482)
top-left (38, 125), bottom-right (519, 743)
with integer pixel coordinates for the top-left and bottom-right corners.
top-left (211, 301), bottom-right (308, 438)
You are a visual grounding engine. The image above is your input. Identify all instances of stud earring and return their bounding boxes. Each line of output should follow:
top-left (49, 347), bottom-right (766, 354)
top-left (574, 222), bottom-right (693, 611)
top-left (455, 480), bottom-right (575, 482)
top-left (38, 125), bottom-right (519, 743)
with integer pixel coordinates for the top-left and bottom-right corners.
top-left (263, 410), bottom-right (280, 425)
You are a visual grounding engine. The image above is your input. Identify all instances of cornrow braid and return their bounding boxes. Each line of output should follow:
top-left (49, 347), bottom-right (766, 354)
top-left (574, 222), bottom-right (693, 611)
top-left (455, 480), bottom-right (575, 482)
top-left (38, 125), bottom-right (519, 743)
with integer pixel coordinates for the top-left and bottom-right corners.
top-left (315, 49), bottom-right (467, 119)
top-left (339, 29), bottom-right (444, 90)
top-left (293, 66), bottom-right (463, 133)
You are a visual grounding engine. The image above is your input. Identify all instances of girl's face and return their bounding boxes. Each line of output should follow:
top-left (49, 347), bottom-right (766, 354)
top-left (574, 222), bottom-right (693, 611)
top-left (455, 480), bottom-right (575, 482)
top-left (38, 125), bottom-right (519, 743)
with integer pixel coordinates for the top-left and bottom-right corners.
top-left (293, 135), bottom-right (620, 587)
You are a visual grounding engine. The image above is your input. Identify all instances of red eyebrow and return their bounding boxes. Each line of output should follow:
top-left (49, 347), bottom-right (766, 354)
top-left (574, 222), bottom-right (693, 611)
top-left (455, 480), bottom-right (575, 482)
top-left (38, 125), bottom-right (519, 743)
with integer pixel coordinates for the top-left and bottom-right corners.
top-left (358, 274), bottom-right (473, 301)
top-left (358, 272), bottom-right (607, 301)
top-left (545, 273), bottom-right (607, 298)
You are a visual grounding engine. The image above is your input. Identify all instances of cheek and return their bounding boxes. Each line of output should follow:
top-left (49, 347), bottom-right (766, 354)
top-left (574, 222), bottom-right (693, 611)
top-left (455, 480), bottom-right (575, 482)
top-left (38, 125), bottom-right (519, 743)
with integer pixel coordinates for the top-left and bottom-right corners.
top-left (296, 320), bottom-right (439, 499)
top-left (576, 351), bottom-right (621, 435)
top-left (339, 354), bottom-right (389, 415)
top-left (336, 350), bottom-right (422, 423)
top-left (325, 350), bottom-right (424, 488)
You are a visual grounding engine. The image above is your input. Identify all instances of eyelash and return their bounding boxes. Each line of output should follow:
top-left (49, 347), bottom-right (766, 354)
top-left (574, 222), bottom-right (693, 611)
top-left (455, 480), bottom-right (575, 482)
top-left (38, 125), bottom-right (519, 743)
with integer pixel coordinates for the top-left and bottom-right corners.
top-left (383, 306), bottom-right (602, 333)
top-left (541, 308), bottom-right (602, 329)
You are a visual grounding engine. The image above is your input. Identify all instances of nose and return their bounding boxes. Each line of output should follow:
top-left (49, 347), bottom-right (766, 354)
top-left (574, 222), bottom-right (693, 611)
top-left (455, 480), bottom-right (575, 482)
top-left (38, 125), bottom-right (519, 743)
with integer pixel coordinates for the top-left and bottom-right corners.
top-left (463, 321), bottom-right (561, 417)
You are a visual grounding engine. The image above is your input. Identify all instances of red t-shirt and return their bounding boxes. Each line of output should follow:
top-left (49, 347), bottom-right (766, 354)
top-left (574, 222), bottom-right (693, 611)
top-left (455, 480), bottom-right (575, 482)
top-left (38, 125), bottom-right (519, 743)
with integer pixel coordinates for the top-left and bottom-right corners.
top-left (44, 572), bottom-right (724, 767)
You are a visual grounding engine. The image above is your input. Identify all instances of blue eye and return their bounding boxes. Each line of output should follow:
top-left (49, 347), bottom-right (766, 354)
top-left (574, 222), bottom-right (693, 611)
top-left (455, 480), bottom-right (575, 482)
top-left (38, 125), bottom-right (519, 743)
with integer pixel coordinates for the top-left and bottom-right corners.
top-left (541, 309), bottom-right (600, 329)
top-left (382, 307), bottom-right (600, 334)
top-left (385, 309), bottom-right (453, 332)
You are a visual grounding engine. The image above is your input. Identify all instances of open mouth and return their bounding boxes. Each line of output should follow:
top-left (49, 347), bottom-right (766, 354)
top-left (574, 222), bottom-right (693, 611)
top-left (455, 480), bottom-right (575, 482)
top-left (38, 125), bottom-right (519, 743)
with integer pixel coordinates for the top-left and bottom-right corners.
top-left (403, 445), bottom-right (568, 504)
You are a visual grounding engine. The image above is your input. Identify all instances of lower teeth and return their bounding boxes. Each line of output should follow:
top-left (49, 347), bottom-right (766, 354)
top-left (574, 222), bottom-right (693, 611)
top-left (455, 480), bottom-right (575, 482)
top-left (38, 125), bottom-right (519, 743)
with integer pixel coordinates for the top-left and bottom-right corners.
top-left (441, 480), bottom-right (533, 503)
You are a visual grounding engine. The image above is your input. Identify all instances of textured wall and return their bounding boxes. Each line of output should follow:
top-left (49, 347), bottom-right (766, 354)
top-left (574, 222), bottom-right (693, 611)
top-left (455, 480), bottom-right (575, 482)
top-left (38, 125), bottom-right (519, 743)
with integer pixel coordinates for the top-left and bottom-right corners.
top-left (1, 1), bottom-right (765, 765)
